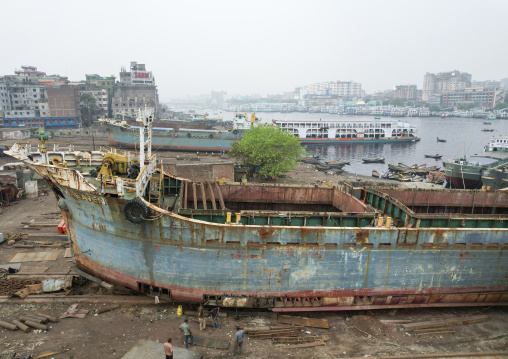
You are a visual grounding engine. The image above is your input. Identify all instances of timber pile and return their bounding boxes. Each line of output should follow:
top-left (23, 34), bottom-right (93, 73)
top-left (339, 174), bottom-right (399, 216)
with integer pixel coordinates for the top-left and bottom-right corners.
top-left (277, 314), bottom-right (329, 329)
top-left (401, 315), bottom-right (488, 332)
top-left (248, 325), bottom-right (303, 339)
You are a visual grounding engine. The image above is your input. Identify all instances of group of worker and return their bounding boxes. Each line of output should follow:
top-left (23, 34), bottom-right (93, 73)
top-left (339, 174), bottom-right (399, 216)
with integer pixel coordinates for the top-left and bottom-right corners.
top-left (163, 304), bottom-right (244, 359)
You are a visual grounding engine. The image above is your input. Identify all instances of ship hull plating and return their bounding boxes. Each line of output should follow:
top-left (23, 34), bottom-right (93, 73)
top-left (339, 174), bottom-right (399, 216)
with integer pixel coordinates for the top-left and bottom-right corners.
top-left (59, 185), bottom-right (508, 309)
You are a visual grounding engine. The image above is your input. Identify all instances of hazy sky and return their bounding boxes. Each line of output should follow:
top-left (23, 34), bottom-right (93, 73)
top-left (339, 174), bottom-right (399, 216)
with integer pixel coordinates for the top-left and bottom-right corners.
top-left (2, 0), bottom-right (507, 100)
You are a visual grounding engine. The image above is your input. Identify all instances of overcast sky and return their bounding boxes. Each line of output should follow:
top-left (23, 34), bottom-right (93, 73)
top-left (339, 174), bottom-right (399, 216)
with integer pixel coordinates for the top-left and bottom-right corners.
top-left (2, 0), bottom-right (507, 100)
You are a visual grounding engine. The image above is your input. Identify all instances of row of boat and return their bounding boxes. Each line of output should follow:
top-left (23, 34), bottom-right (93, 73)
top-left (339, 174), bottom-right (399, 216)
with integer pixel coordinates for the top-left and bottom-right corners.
top-left (373, 163), bottom-right (444, 184)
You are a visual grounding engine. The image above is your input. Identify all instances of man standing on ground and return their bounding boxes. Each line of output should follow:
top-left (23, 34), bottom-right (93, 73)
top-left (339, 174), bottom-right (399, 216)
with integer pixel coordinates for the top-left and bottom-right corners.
top-left (231, 325), bottom-right (244, 355)
top-left (198, 303), bottom-right (206, 330)
top-left (210, 306), bottom-right (221, 329)
top-left (163, 338), bottom-right (173, 359)
top-left (179, 318), bottom-right (194, 349)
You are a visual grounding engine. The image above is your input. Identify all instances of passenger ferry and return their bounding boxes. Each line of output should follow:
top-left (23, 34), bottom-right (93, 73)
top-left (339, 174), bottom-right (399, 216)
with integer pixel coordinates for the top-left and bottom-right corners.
top-left (273, 118), bottom-right (418, 144)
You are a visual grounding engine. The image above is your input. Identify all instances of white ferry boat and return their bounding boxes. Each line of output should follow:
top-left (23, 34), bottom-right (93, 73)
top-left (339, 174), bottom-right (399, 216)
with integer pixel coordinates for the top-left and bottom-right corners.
top-left (273, 118), bottom-right (418, 144)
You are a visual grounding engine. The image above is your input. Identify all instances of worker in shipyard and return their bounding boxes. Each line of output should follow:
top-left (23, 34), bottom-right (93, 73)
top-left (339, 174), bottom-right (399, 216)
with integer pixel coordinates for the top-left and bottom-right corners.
top-left (163, 338), bottom-right (173, 359)
top-left (230, 325), bottom-right (244, 355)
top-left (197, 301), bottom-right (207, 330)
top-left (210, 306), bottom-right (221, 329)
top-left (179, 318), bottom-right (194, 348)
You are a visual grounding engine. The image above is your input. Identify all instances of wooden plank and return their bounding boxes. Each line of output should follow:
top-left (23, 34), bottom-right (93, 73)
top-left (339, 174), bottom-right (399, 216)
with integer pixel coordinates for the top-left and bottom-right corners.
top-left (380, 320), bottom-right (413, 324)
top-left (273, 335), bottom-right (329, 344)
top-left (402, 315), bottom-right (488, 332)
top-left (192, 182), bottom-right (198, 209)
top-left (413, 327), bottom-right (452, 334)
top-left (415, 330), bottom-right (455, 337)
top-left (10, 251), bottom-right (60, 263)
top-left (207, 182), bottom-right (217, 210)
top-left (179, 181), bottom-right (185, 209)
top-left (278, 314), bottom-right (329, 329)
top-left (64, 248), bottom-right (72, 258)
top-left (214, 181), bottom-right (225, 210)
top-left (247, 325), bottom-right (304, 333)
top-left (249, 331), bottom-right (298, 339)
top-left (200, 183), bottom-right (207, 210)
top-left (183, 182), bottom-right (188, 209)
top-left (281, 339), bottom-right (326, 349)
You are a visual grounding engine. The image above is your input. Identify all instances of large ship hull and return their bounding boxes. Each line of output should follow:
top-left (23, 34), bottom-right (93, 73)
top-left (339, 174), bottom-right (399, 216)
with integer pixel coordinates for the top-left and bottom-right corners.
top-left (44, 171), bottom-right (508, 310)
top-left (444, 162), bottom-right (483, 189)
top-left (6, 136), bottom-right (508, 311)
top-left (107, 123), bottom-right (243, 151)
top-left (300, 137), bottom-right (416, 145)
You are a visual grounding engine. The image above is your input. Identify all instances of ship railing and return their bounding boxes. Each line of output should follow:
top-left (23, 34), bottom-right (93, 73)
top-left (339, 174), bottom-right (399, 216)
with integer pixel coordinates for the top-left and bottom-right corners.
top-left (13, 142), bottom-right (75, 153)
top-left (135, 154), bottom-right (157, 198)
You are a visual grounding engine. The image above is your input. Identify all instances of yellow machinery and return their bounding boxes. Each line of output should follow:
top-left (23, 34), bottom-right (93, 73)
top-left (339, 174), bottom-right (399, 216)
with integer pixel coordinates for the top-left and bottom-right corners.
top-left (98, 152), bottom-right (128, 178)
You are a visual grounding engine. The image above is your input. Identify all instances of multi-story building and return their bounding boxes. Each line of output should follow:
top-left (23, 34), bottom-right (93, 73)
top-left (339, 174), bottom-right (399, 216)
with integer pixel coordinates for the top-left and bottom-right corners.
top-left (210, 91), bottom-right (227, 107)
top-left (394, 85), bottom-right (418, 100)
top-left (472, 80), bottom-right (501, 88)
top-left (501, 78), bottom-right (508, 89)
top-left (112, 61), bottom-right (158, 117)
top-left (423, 70), bottom-right (472, 101)
top-left (307, 81), bottom-right (364, 100)
top-left (441, 87), bottom-right (503, 108)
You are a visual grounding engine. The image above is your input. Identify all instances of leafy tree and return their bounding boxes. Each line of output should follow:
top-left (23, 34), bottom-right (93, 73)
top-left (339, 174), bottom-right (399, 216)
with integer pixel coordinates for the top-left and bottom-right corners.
top-left (80, 93), bottom-right (98, 126)
top-left (390, 98), bottom-right (405, 107)
top-left (228, 125), bottom-right (307, 178)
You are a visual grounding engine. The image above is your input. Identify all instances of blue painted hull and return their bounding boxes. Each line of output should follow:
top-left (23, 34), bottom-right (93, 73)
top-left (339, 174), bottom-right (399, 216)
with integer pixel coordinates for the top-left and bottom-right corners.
top-left (58, 184), bottom-right (508, 307)
top-left (106, 123), bottom-right (243, 151)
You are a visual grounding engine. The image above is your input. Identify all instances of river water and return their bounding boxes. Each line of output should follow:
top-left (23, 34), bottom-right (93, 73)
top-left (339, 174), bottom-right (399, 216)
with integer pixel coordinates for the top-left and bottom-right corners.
top-left (248, 112), bottom-right (508, 177)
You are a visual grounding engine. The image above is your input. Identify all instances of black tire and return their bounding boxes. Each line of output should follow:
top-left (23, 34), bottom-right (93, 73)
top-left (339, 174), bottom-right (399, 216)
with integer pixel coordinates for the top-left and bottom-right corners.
top-left (124, 198), bottom-right (148, 224)
top-left (209, 134), bottom-right (213, 139)
top-left (187, 133), bottom-right (192, 138)
top-left (233, 130), bottom-right (238, 135)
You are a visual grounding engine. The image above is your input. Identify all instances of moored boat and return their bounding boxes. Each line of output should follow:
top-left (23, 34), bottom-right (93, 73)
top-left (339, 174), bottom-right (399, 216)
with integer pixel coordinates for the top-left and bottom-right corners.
top-left (372, 170), bottom-right (380, 178)
top-left (437, 137), bottom-right (447, 142)
top-left (424, 154), bottom-right (443, 159)
top-left (362, 158), bottom-right (385, 163)
top-left (443, 133), bottom-right (508, 189)
top-left (274, 118), bottom-right (419, 144)
top-left (6, 109), bottom-right (508, 311)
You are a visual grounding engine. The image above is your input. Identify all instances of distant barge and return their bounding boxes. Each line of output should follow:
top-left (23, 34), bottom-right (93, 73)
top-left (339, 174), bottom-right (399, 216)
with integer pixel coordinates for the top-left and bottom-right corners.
top-left (6, 109), bottom-right (507, 311)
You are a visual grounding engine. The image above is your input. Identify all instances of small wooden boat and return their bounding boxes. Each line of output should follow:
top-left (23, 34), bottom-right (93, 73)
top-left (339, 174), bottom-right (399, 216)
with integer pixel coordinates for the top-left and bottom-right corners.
top-left (372, 170), bottom-right (380, 178)
top-left (483, 122), bottom-right (492, 125)
top-left (362, 158), bottom-right (385, 163)
top-left (482, 129), bottom-right (494, 132)
top-left (424, 154), bottom-right (443, 159)
top-left (437, 137), bottom-right (447, 142)
top-left (316, 164), bottom-right (331, 171)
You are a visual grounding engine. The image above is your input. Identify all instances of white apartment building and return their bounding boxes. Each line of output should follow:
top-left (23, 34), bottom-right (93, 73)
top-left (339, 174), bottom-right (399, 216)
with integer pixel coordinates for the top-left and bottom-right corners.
top-left (423, 70), bottom-right (472, 101)
top-left (81, 89), bottom-right (109, 111)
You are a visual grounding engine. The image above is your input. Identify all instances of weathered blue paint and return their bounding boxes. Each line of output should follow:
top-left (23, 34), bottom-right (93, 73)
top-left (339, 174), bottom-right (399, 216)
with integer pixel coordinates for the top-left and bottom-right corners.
top-left (59, 185), bottom-right (508, 303)
top-left (106, 123), bottom-right (243, 151)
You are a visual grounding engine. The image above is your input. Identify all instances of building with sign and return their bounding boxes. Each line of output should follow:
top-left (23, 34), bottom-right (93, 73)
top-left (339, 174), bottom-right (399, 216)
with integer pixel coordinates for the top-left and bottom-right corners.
top-left (113, 61), bottom-right (158, 117)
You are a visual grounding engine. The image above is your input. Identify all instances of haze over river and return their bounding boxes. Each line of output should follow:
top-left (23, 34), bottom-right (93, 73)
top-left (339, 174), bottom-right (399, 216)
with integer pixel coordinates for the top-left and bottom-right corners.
top-left (250, 112), bottom-right (508, 177)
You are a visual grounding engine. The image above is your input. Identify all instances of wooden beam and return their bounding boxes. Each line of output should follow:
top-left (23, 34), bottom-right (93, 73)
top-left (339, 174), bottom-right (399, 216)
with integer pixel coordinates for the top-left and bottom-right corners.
top-left (214, 181), bottom-right (225, 210)
top-left (192, 182), bottom-right (198, 210)
top-left (402, 315), bottom-right (488, 332)
top-left (183, 182), bottom-right (188, 209)
top-left (200, 183), bottom-right (207, 210)
top-left (207, 182), bottom-right (217, 210)
top-left (278, 314), bottom-right (329, 329)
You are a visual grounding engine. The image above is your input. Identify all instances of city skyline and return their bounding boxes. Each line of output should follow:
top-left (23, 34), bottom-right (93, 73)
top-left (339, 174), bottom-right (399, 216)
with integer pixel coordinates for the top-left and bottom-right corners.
top-left (2, 0), bottom-right (507, 99)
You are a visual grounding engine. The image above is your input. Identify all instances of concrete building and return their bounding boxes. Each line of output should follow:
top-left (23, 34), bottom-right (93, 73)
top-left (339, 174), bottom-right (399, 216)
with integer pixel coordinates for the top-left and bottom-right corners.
top-left (499, 78), bottom-right (508, 89)
top-left (441, 87), bottom-right (503, 108)
top-left (394, 85), bottom-right (418, 100)
top-left (423, 70), bottom-right (472, 101)
top-left (81, 88), bottom-right (109, 112)
top-left (210, 91), bottom-right (227, 107)
top-left (46, 85), bottom-right (81, 117)
top-left (307, 81), bottom-right (364, 99)
top-left (472, 80), bottom-right (501, 88)
top-left (119, 62), bottom-right (155, 86)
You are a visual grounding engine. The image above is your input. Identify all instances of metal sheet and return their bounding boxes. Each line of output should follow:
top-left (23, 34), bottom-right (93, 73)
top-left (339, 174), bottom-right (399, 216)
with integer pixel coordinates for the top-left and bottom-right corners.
top-left (122, 339), bottom-right (202, 359)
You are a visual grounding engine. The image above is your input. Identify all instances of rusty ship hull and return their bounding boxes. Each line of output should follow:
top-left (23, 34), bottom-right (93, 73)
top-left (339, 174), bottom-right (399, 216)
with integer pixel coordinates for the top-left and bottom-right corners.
top-left (6, 108), bottom-right (508, 311)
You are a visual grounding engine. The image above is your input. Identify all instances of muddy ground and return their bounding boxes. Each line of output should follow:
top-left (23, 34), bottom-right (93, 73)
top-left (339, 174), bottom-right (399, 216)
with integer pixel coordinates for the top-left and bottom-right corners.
top-left (0, 128), bottom-right (506, 359)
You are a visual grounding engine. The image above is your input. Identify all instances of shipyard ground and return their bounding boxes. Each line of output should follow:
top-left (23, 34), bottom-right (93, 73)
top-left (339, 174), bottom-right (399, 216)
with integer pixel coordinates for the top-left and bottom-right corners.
top-left (0, 129), bottom-right (505, 358)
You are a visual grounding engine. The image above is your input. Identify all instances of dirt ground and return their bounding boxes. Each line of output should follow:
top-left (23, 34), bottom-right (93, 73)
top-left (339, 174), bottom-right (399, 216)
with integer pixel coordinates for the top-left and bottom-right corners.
top-left (0, 128), bottom-right (506, 359)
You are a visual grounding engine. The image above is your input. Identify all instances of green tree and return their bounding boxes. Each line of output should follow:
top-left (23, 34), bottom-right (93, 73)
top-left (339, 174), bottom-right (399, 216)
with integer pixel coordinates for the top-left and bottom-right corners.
top-left (80, 93), bottom-right (98, 126)
top-left (390, 98), bottom-right (405, 107)
top-left (228, 125), bottom-right (307, 178)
